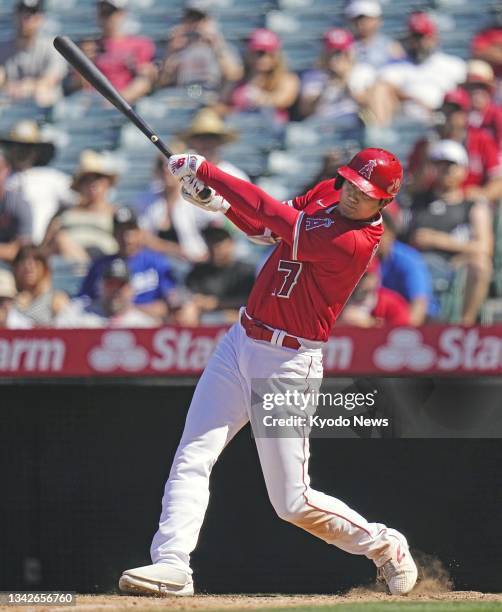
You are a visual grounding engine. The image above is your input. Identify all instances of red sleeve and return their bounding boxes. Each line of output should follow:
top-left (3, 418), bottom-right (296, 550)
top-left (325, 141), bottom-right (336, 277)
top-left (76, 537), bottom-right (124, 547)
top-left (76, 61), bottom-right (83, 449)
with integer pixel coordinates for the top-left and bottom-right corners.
top-left (135, 37), bottom-right (155, 65)
top-left (197, 161), bottom-right (299, 244)
top-left (407, 137), bottom-right (428, 174)
top-left (225, 207), bottom-right (267, 235)
top-left (481, 132), bottom-right (502, 177)
top-left (373, 287), bottom-right (411, 325)
top-left (291, 179), bottom-right (337, 210)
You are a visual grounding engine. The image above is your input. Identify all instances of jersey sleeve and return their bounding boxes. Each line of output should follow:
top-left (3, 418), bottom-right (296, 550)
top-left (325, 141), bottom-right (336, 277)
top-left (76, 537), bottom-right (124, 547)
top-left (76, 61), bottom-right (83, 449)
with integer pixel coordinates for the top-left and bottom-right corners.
top-left (225, 206), bottom-right (268, 236)
top-left (290, 179), bottom-right (337, 210)
top-left (197, 161), bottom-right (299, 244)
top-left (136, 37), bottom-right (155, 66)
top-left (482, 132), bottom-right (502, 178)
top-left (225, 200), bottom-right (294, 241)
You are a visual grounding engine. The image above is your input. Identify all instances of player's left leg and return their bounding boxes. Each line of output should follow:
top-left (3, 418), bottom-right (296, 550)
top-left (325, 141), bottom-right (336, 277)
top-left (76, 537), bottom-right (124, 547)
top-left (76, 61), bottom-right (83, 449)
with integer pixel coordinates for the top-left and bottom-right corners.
top-left (119, 322), bottom-right (250, 597)
top-left (245, 342), bottom-right (417, 595)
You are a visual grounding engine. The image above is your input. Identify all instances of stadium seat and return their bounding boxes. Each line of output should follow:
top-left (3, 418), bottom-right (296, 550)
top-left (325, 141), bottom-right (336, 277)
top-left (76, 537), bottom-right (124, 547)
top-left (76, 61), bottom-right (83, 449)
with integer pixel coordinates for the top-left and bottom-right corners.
top-left (50, 256), bottom-right (89, 298)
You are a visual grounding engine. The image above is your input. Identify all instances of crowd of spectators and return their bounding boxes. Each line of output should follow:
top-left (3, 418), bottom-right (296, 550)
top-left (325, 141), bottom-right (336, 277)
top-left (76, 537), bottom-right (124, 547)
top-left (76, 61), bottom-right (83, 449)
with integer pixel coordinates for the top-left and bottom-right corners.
top-left (0, 0), bottom-right (501, 329)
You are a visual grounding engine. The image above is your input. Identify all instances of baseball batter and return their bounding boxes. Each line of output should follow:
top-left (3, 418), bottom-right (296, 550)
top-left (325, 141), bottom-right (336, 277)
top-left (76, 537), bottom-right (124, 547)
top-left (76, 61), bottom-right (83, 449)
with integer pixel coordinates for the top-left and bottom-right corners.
top-left (119, 148), bottom-right (418, 597)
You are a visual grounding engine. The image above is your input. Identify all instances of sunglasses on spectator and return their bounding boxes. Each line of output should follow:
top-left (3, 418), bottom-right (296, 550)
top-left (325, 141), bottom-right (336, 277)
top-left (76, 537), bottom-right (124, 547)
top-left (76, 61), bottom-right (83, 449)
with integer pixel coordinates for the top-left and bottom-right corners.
top-left (464, 82), bottom-right (491, 91)
top-left (251, 50), bottom-right (275, 57)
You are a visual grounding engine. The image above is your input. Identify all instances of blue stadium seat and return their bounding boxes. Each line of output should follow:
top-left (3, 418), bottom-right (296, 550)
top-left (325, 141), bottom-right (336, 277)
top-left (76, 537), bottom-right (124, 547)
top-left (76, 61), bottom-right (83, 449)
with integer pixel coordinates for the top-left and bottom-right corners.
top-left (50, 256), bottom-right (89, 298)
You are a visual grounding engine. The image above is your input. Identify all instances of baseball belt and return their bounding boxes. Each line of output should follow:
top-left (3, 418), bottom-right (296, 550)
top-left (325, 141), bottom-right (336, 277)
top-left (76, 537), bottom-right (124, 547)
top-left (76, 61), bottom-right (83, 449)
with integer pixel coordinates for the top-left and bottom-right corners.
top-left (240, 311), bottom-right (301, 350)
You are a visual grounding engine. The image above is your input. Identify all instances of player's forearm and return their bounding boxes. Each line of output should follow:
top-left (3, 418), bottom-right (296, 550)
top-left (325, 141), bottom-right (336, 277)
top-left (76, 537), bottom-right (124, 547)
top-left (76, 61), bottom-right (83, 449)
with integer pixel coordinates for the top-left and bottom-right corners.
top-left (225, 207), bottom-right (266, 236)
top-left (197, 162), bottom-right (298, 243)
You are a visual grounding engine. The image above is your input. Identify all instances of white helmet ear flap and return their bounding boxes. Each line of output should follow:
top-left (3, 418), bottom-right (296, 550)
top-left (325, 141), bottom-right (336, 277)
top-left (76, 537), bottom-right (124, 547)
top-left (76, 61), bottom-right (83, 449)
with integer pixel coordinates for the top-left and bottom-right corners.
top-left (334, 175), bottom-right (345, 190)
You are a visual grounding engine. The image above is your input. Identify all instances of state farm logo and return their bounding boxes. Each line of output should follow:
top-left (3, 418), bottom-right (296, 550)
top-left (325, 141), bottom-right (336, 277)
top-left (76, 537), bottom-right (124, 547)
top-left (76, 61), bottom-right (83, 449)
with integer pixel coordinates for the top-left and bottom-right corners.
top-left (87, 328), bottom-right (225, 373)
top-left (373, 329), bottom-right (436, 372)
top-left (88, 331), bottom-right (149, 372)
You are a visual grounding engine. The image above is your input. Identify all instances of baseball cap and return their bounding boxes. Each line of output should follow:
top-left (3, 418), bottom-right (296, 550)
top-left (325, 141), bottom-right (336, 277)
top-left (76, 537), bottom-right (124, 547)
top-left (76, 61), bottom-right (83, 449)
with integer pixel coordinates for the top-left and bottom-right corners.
top-left (0, 269), bottom-right (16, 299)
top-left (248, 29), bottom-right (281, 53)
top-left (345, 0), bottom-right (381, 19)
top-left (408, 12), bottom-right (437, 37)
top-left (429, 139), bottom-right (469, 167)
top-left (113, 207), bottom-right (138, 229)
top-left (16, 0), bottom-right (44, 12)
top-left (102, 258), bottom-right (131, 282)
top-left (443, 88), bottom-right (470, 111)
top-left (466, 59), bottom-right (495, 87)
top-left (324, 28), bottom-right (354, 52)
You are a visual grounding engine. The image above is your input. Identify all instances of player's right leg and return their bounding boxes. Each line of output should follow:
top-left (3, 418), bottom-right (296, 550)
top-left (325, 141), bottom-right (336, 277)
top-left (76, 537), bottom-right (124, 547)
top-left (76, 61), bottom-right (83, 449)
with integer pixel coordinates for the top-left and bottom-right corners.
top-left (119, 323), bottom-right (249, 596)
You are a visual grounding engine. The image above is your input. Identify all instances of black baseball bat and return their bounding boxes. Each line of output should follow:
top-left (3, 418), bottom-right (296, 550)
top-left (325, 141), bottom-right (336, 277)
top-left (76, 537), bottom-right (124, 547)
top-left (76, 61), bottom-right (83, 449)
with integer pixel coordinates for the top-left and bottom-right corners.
top-left (53, 35), bottom-right (173, 158)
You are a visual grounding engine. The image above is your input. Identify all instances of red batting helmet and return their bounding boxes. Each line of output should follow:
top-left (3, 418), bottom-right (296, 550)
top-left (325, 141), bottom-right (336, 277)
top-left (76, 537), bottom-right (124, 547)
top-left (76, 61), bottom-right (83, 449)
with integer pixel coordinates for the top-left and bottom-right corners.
top-left (336, 148), bottom-right (403, 199)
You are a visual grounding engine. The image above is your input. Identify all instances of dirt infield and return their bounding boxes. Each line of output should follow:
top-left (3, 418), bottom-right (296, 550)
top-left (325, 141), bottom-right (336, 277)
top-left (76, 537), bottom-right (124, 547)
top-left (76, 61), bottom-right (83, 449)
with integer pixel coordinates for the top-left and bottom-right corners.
top-left (3, 591), bottom-right (501, 612)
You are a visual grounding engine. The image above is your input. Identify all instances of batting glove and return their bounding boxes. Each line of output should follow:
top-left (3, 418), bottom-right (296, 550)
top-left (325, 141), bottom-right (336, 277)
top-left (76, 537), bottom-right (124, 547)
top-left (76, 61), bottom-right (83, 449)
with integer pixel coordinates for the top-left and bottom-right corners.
top-left (168, 153), bottom-right (205, 179)
top-left (181, 176), bottom-right (230, 213)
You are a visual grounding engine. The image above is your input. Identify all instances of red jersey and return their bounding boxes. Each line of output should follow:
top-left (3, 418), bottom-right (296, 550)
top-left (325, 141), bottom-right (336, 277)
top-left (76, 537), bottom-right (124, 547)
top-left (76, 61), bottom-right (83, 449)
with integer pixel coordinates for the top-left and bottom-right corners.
top-left (464, 127), bottom-right (502, 187)
top-left (469, 104), bottom-right (502, 152)
top-left (199, 168), bottom-right (383, 342)
top-left (95, 36), bottom-right (155, 91)
top-left (408, 128), bottom-right (502, 190)
top-left (372, 287), bottom-right (411, 326)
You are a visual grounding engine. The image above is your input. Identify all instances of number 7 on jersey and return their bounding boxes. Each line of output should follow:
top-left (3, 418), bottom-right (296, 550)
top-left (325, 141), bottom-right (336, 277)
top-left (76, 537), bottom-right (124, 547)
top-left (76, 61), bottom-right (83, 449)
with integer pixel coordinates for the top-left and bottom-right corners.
top-left (273, 259), bottom-right (303, 298)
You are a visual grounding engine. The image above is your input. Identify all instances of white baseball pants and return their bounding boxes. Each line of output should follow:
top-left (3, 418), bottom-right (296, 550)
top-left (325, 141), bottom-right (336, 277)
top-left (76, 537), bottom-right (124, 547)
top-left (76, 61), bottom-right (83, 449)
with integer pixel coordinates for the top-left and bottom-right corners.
top-left (151, 319), bottom-right (396, 574)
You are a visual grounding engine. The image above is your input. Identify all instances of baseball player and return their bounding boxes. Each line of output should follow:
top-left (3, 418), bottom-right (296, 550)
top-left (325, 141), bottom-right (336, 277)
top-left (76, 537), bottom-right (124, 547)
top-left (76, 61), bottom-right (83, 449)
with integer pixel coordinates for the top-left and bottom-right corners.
top-left (119, 148), bottom-right (418, 597)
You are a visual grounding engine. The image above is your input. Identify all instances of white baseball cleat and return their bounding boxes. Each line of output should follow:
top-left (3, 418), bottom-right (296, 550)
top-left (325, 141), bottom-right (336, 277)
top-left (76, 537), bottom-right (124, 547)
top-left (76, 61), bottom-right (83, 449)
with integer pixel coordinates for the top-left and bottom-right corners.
top-left (375, 530), bottom-right (418, 595)
top-left (119, 563), bottom-right (194, 597)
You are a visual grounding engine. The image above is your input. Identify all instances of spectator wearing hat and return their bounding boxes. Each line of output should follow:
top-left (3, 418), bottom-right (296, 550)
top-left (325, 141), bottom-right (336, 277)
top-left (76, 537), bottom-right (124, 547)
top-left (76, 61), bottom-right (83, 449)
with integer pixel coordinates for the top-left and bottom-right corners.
top-left (0, 147), bottom-right (32, 264)
top-left (79, 207), bottom-right (177, 321)
top-left (471, 27), bottom-right (502, 102)
top-left (344, 0), bottom-right (404, 69)
top-left (368, 12), bottom-right (466, 125)
top-left (298, 28), bottom-right (376, 122)
top-left (42, 150), bottom-right (118, 262)
top-left (157, 0), bottom-right (243, 93)
top-left (185, 226), bottom-right (256, 324)
top-left (338, 258), bottom-right (411, 328)
top-left (464, 60), bottom-right (502, 151)
top-left (56, 257), bottom-right (158, 328)
top-left (408, 140), bottom-right (493, 325)
top-left (13, 244), bottom-right (69, 326)
top-left (229, 29), bottom-right (300, 122)
top-left (0, 268), bottom-right (31, 328)
top-left (408, 88), bottom-right (502, 203)
top-left (181, 107), bottom-right (248, 181)
top-left (68, 0), bottom-right (155, 104)
top-left (137, 110), bottom-right (249, 261)
top-left (0, 0), bottom-right (67, 107)
top-left (1, 120), bottom-right (72, 245)
top-left (377, 211), bottom-right (433, 325)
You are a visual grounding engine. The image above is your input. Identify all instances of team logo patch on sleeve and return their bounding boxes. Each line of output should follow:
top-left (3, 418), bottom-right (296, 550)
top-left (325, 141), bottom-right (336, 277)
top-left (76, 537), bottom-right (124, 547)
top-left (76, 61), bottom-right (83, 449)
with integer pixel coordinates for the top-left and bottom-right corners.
top-left (305, 217), bottom-right (335, 231)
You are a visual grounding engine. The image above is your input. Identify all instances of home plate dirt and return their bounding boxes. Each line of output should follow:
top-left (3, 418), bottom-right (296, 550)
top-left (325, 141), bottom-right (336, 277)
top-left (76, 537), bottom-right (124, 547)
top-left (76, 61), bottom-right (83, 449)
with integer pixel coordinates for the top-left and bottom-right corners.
top-left (4, 591), bottom-right (501, 612)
